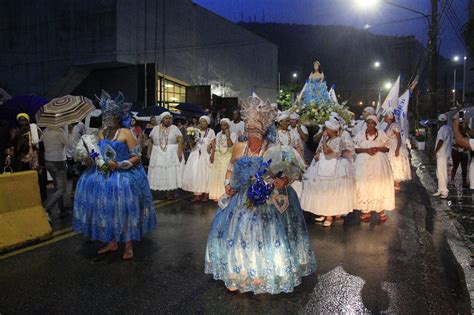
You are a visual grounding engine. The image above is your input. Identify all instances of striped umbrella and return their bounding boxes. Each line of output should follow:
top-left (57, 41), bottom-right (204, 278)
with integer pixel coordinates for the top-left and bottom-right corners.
top-left (36, 95), bottom-right (95, 128)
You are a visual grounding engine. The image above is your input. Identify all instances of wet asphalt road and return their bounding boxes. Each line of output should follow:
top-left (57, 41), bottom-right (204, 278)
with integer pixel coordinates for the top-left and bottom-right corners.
top-left (0, 178), bottom-right (471, 314)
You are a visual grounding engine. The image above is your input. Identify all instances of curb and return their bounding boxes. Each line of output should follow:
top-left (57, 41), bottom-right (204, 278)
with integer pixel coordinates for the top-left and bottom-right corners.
top-left (411, 150), bottom-right (474, 311)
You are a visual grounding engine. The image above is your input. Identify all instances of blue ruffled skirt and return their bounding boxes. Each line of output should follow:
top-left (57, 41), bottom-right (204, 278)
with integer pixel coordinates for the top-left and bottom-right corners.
top-left (205, 187), bottom-right (316, 294)
top-left (73, 166), bottom-right (157, 242)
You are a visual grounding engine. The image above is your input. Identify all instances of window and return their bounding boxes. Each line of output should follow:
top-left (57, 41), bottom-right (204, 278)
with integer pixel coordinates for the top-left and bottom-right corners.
top-left (157, 77), bottom-right (187, 111)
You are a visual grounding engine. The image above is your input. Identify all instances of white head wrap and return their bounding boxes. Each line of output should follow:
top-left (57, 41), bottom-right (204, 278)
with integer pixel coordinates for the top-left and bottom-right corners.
top-left (363, 106), bottom-right (375, 115)
top-left (366, 115), bottom-right (379, 125)
top-left (325, 118), bottom-right (340, 131)
top-left (277, 112), bottom-right (290, 122)
top-left (220, 118), bottom-right (231, 126)
top-left (159, 111), bottom-right (172, 121)
top-left (438, 114), bottom-right (447, 122)
top-left (290, 113), bottom-right (300, 120)
top-left (199, 115), bottom-right (211, 124)
top-left (384, 110), bottom-right (394, 119)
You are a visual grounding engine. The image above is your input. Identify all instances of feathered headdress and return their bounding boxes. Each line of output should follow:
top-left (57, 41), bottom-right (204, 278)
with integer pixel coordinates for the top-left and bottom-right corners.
top-left (96, 90), bottom-right (133, 128)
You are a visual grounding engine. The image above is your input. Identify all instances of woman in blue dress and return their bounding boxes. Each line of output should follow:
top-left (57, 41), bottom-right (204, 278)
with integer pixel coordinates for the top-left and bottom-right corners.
top-left (297, 60), bottom-right (333, 107)
top-left (205, 94), bottom-right (316, 294)
top-left (73, 91), bottom-right (157, 260)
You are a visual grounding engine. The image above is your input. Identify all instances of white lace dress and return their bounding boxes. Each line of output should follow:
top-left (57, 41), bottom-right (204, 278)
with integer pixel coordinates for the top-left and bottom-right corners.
top-left (182, 128), bottom-right (216, 194)
top-left (208, 132), bottom-right (237, 200)
top-left (277, 129), bottom-right (305, 199)
top-left (354, 130), bottom-right (395, 213)
top-left (301, 136), bottom-right (355, 216)
top-left (385, 123), bottom-right (412, 182)
top-left (148, 125), bottom-right (184, 191)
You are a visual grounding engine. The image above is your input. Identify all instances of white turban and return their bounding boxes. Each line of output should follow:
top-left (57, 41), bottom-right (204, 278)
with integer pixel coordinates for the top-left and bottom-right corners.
top-left (325, 118), bottom-right (340, 131)
top-left (363, 106), bottom-right (375, 115)
top-left (199, 115), bottom-right (211, 124)
top-left (438, 114), bottom-right (447, 122)
top-left (290, 113), bottom-right (300, 120)
top-left (159, 111), bottom-right (172, 121)
top-left (384, 111), bottom-right (394, 119)
top-left (220, 118), bottom-right (231, 126)
top-left (366, 115), bottom-right (379, 125)
top-left (329, 112), bottom-right (343, 123)
top-left (277, 112), bottom-right (290, 122)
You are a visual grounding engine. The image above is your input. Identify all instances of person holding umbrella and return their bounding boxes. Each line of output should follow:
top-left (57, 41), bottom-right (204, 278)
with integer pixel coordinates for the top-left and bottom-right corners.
top-left (72, 91), bottom-right (157, 260)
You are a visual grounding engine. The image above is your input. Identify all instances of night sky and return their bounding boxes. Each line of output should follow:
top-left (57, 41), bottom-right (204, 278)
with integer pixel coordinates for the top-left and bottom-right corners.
top-left (194, 0), bottom-right (468, 58)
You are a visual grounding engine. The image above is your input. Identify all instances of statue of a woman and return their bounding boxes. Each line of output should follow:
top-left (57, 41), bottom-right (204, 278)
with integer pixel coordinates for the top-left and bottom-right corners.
top-left (297, 60), bottom-right (333, 106)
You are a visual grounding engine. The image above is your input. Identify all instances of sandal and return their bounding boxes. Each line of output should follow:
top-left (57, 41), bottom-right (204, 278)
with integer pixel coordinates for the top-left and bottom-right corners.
top-left (123, 244), bottom-right (134, 260)
top-left (315, 216), bottom-right (325, 222)
top-left (323, 220), bottom-right (333, 227)
top-left (379, 213), bottom-right (388, 223)
top-left (360, 213), bottom-right (371, 223)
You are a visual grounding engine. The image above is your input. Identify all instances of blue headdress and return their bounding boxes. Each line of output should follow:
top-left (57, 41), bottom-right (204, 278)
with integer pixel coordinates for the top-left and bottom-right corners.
top-left (96, 90), bottom-right (133, 128)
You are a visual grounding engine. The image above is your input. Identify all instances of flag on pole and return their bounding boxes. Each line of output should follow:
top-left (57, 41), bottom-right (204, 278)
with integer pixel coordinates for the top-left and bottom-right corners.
top-left (381, 75), bottom-right (400, 113)
top-left (329, 84), bottom-right (339, 104)
top-left (375, 91), bottom-right (382, 116)
top-left (393, 89), bottom-right (410, 142)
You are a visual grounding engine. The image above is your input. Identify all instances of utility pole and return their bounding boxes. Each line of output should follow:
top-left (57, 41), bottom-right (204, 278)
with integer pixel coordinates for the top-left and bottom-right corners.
top-left (429, 0), bottom-right (439, 116)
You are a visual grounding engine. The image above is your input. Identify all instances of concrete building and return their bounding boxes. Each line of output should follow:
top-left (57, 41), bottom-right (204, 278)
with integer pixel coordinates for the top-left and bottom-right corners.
top-left (0, 0), bottom-right (278, 110)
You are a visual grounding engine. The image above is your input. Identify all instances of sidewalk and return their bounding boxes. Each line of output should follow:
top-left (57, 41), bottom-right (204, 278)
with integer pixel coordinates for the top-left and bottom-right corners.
top-left (411, 149), bottom-right (474, 311)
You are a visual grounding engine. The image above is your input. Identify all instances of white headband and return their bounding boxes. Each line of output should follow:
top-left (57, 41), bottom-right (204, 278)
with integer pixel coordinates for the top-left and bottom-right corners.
top-left (199, 115), bottom-right (211, 124)
top-left (366, 115), bottom-right (379, 125)
top-left (277, 113), bottom-right (290, 122)
top-left (220, 118), bottom-right (231, 126)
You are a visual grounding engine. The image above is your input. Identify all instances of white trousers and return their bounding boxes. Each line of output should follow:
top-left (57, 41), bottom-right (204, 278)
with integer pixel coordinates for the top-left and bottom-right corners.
top-left (470, 159), bottom-right (474, 189)
top-left (436, 156), bottom-right (449, 194)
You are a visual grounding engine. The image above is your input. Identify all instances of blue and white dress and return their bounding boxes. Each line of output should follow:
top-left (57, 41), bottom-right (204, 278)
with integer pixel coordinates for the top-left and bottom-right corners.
top-left (73, 135), bottom-right (157, 243)
top-left (205, 152), bottom-right (316, 294)
top-left (303, 77), bottom-right (332, 106)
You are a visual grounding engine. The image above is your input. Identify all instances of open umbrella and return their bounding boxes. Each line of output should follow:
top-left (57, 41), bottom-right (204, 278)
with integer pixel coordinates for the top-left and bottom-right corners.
top-left (0, 95), bottom-right (48, 125)
top-left (36, 95), bottom-right (95, 128)
top-left (175, 103), bottom-right (206, 115)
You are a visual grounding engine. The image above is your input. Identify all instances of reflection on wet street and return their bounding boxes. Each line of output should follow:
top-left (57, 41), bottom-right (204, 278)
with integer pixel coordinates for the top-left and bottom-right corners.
top-left (0, 178), bottom-right (471, 314)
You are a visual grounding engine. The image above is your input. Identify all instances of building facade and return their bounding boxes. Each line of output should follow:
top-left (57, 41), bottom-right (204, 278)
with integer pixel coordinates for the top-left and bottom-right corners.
top-left (0, 0), bottom-right (278, 110)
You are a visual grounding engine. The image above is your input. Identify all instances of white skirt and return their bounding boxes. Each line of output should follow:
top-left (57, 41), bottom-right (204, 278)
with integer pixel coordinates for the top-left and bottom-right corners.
top-left (208, 151), bottom-right (232, 200)
top-left (388, 144), bottom-right (412, 182)
top-left (182, 148), bottom-right (212, 194)
top-left (300, 157), bottom-right (355, 216)
top-left (148, 144), bottom-right (183, 191)
top-left (354, 152), bottom-right (395, 213)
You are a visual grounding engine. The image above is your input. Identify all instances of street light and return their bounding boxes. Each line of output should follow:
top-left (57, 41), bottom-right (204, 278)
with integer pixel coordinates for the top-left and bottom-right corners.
top-left (292, 72), bottom-right (298, 79)
top-left (453, 56), bottom-right (460, 62)
top-left (354, 0), bottom-right (378, 9)
top-left (384, 82), bottom-right (392, 90)
top-left (359, 101), bottom-right (364, 105)
top-left (374, 61), bottom-right (381, 68)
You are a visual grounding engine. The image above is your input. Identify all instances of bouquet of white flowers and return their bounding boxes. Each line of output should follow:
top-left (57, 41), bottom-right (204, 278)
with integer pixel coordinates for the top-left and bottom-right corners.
top-left (75, 134), bottom-right (110, 174)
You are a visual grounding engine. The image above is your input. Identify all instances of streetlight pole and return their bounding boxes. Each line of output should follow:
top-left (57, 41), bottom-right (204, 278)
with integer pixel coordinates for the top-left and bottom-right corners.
top-left (463, 56), bottom-right (467, 104)
top-left (453, 67), bottom-right (456, 108)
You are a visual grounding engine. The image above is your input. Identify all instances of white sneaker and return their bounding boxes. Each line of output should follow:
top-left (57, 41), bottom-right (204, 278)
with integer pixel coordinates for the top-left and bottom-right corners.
top-left (440, 194), bottom-right (449, 199)
top-left (432, 191), bottom-right (442, 197)
top-left (315, 216), bottom-right (325, 222)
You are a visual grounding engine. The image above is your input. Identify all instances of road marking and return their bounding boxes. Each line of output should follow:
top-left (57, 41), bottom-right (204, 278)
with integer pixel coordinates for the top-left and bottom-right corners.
top-left (0, 197), bottom-right (187, 261)
top-left (0, 231), bottom-right (77, 261)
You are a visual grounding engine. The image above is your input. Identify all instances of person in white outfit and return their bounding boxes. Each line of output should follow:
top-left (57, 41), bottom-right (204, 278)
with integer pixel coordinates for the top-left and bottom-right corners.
top-left (147, 112), bottom-right (184, 199)
top-left (354, 115), bottom-right (395, 223)
top-left (301, 118), bottom-right (355, 227)
top-left (289, 113), bottom-right (310, 161)
top-left (351, 106), bottom-right (375, 137)
top-left (208, 118), bottom-right (237, 201)
top-left (229, 110), bottom-right (245, 141)
top-left (383, 112), bottom-right (412, 190)
top-left (432, 114), bottom-right (453, 199)
top-left (182, 115), bottom-right (215, 202)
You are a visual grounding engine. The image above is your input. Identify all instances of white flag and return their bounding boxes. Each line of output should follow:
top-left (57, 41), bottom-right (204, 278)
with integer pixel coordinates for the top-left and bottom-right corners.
top-left (394, 89), bottom-right (410, 143)
top-left (329, 86), bottom-right (339, 104)
top-left (381, 75), bottom-right (400, 113)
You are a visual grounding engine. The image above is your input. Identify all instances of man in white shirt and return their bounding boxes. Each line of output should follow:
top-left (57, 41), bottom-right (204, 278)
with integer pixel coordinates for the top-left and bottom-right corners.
top-left (229, 110), bottom-right (245, 141)
top-left (432, 114), bottom-right (453, 199)
top-left (43, 126), bottom-right (70, 217)
top-left (351, 106), bottom-right (375, 136)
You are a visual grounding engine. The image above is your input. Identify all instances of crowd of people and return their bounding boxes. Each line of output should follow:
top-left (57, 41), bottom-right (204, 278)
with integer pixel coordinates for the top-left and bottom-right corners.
top-left (2, 90), bottom-right (416, 294)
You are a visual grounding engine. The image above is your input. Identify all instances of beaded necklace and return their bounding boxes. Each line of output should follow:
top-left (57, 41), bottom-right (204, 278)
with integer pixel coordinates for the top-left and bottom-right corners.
top-left (365, 129), bottom-right (378, 141)
top-left (159, 126), bottom-right (170, 152)
top-left (277, 129), bottom-right (292, 146)
top-left (217, 132), bottom-right (230, 155)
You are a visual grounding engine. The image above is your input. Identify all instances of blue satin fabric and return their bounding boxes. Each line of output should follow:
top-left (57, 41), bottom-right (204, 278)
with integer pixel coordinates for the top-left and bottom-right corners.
top-left (73, 140), bottom-right (157, 242)
top-left (205, 156), bottom-right (316, 294)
